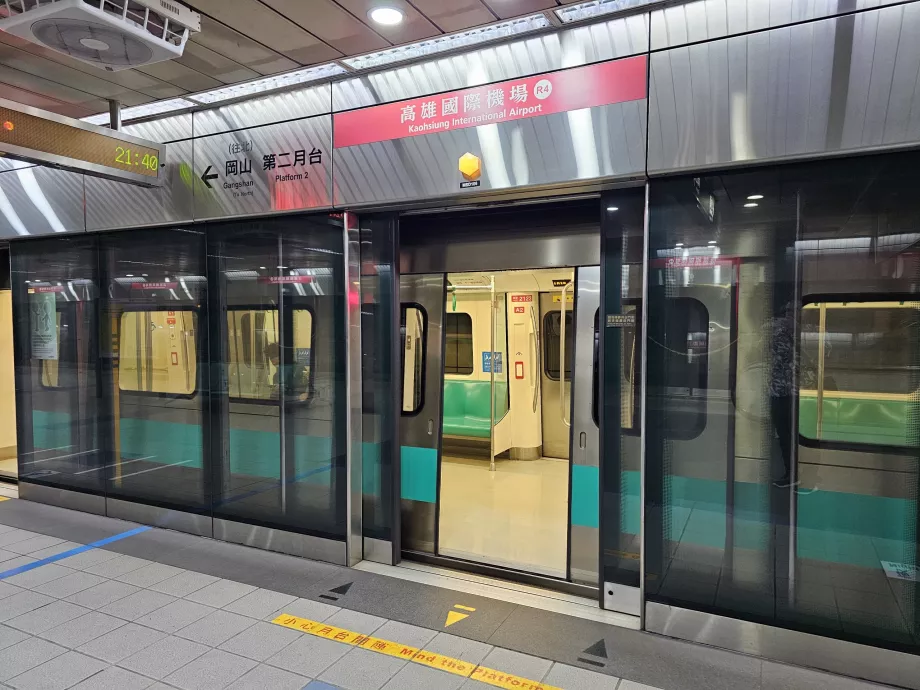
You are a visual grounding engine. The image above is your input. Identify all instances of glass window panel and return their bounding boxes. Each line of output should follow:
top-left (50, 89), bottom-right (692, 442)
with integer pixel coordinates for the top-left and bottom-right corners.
top-left (543, 311), bottom-right (573, 381)
top-left (117, 311), bottom-right (197, 395)
top-left (444, 312), bottom-right (473, 375)
top-left (400, 305), bottom-right (426, 414)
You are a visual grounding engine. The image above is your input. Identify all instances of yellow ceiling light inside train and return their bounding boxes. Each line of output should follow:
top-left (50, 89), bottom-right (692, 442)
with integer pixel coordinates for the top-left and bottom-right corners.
top-left (459, 153), bottom-right (481, 181)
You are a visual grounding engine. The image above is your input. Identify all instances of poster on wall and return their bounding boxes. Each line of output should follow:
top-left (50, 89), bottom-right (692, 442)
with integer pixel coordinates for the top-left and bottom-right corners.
top-left (29, 290), bottom-right (57, 360)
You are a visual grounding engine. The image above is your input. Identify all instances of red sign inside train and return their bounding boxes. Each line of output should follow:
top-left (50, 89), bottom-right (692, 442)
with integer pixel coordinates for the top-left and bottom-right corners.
top-left (259, 276), bottom-right (314, 284)
top-left (511, 295), bottom-right (533, 303)
top-left (333, 55), bottom-right (647, 149)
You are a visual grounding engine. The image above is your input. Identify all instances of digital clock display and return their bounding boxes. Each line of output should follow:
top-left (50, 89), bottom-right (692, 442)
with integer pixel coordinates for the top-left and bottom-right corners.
top-left (0, 98), bottom-right (164, 186)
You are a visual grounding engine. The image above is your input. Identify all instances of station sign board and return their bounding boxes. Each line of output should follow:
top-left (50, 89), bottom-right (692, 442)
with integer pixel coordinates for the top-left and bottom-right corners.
top-left (0, 97), bottom-right (166, 187)
top-left (192, 115), bottom-right (332, 219)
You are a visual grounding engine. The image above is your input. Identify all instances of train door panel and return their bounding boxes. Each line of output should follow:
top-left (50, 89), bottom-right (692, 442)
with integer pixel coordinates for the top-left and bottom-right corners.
top-left (399, 274), bottom-right (445, 553)
top-left (570, 267), bottom-right (600, 584)
top-left (540, 292), bottom-right (573, 460)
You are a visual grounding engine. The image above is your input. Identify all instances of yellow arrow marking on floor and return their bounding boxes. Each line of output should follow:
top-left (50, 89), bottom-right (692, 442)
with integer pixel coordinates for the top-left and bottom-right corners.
top-left (445, 604), bottom-right (476, 627)
top-left (0, 497), bottom-right (10, 502)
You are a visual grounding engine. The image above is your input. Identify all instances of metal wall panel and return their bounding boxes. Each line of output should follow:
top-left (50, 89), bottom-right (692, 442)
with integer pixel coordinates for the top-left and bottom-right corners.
top-left (647, 3), bottom-right (920, 173)
top-left (193, 115), bottom-right (333, 220)
top-left (85, 139), bottom-right (194, 232)
top-left (650, 0), bottom-right (906, 50)
top-left (122, 114), bottom-right (194, 143)
top-left (194, 84), bottom-right (331, 137)
top-left (335, 100), bottom-right (647, 206)
top-left (332, 16), bottom-right (649, 112)
top-left (0, 167), bottom-right (84, 237)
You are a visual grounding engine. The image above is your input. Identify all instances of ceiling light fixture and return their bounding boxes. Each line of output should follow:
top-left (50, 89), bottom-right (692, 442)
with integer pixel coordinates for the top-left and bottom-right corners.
top-left (675, 242), bottom-right (684, 247)
top-left (747, 194), bottom-right (764, 200)
top-left (344, 14), bottom-right (549, 71)
top-left (744, 202), bottom-right (758, 208)
top-left (189, 63), bottom-right (346, 105)
top-left (708, 240), bottom-right (717, 244)
top-left (369, 6), bottom-right (405, 26)
top-left (556, 0), bottom-right (660, 23)
top-left (606, 206), bottom-right (619, 212)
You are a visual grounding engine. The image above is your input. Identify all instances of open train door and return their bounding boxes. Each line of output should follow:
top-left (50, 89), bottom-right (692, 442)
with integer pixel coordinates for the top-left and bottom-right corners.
top-left (398, 274), bottom-right (445, 554)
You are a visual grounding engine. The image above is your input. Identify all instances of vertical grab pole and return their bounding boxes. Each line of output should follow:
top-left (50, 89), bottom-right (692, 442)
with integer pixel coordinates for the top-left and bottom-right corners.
top-left (560, 281), bottom-right (571, 428)
top-left (489, 277), bottom-right (496, 473)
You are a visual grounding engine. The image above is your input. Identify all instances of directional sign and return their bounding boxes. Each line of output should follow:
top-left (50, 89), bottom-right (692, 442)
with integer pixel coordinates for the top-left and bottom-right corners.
top-left (200, 165), bottom-right (218, 188)
top-left (0, 97), bottom-right (165, 187)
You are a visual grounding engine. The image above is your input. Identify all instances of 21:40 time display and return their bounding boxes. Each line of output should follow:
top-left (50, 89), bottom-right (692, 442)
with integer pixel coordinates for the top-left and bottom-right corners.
top-left (115, 146), bottom-right (159, 171)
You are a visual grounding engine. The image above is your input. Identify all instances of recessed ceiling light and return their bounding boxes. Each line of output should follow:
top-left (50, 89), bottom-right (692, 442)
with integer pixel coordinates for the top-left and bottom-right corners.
top-left (606, 206), bottom-right (619, 212)
top-left (675, 243), bottom-right (684, 247)
top-left (744, 202), bottom-right (758, 208)
top-left (747, 194), bottom-right (764, 200)
top-left (708, 240), bottom-right (717, 244)
top-left (369, 6), bottom-right (404, 25)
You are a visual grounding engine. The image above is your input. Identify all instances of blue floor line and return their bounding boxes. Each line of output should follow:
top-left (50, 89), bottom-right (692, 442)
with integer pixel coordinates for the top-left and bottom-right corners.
top-left (0, 525), bottom-right (152, 580)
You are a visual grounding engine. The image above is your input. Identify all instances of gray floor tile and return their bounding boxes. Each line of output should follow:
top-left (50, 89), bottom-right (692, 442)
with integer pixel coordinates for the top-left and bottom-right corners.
top-left (267, 635), bottom-right (351, 678)
top-left (319, 647), bottom-right (407, 690)
top-left (475, 647), bottom-right (552, 682)
top-left (220, 621), bottom-right (302, 662)
top-left (6, 650), bottom-right (107, 690)
top-left (149, 571), bottom-right (218, 598)
top-left (77, 622), bottom-right (167, 664)
top-left (24, 543), bottom-right (82, 561)
top-left (543, 663), bottom-right (621, 689)
top-left (83, 555), bottom-right (151, 579)
top-left (4, 564), bottom-right (74, 590)
top-left (99, 589), bottom-right (176, 621)
top-left (269, 597), bottom-right (339, 622)
top-left (0, 557), bottom-right (38, 573)
top-left (185, 579), bottom-right (257, 609)
top-left (0, 531), bottom-right (42, 549)
top-left (135, 600), bottom-right (215, 634)
top-left (0, 591), bottom-right (56, 622)
top-left (33, 572), bottom-right (106, 599)
top-left (381, 663), bottom-right (466, 690)
top-left (0, 625), bottom-right (30, 652)
top-left (618, 682), bottom-right (662, 690)
top-left (4, 536), bottom-right (66, 556)
top-left (115, 563), bottom-right (185, 589)
top-left (175, 609), bottom-right (256, 648)
top-left (373, 621), bottom-right (437, 649)
top-left (0, 638), bottom-right (67, 682)
top-left (223, 589), bottom-right (298, 620)
top-left (65, 581), bottom-right (140, 610)
top-left (0, 582), bottom-right (23, 601)
top-left (38, 611), bottom-right (128, 649)
top-left (0, 550), bottom-right (22, 565)
top-left (69, 666), bottom-right (155, 690)
top-left (61, 550), bottom-right (121, 572)
top-left (761, 661), bottom-right (889, 689)
top-left (118, 635), bottom-right (209, 680)
top-left (421, 633), bottom-right (492, 666)
top-left (6, 600), bottom-right (90, 635)
top-left (163, 648), bottom-right (258, 690)
top-left (225, 663), bottom-right (311, 690)
top-left (323, 609), bottom-right (386, 636)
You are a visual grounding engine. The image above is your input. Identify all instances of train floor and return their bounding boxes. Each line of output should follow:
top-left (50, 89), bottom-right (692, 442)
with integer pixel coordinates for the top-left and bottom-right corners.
top-left (0, 491), bottom-right (894, 690)
top-left (438, 456), bottom-right (568, 578)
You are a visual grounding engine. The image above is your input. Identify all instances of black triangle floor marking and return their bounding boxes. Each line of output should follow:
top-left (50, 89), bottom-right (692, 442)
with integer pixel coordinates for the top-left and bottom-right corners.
top-left (582, 639), bottom-right (608, 659)
top-left (330, 582), bottom-right (353, 596)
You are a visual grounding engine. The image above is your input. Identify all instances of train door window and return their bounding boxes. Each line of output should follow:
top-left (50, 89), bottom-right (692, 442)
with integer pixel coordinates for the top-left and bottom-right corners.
top-left (592, 304), bottom-right (641, 430)
top-left (543, 311), bottom-right (574, 381)
top-left (444, 312), bottom-right (473, 376)
top-left (118, 310), bottom-right (197, 395)
top-left (401, 304), bottom-right (426, 414)
top-left (799, 300), bottom-right (920, 447)
top-left (40, 311), bottom-right (63, 388)
top-left (291, 308), bottom-right (313, 402)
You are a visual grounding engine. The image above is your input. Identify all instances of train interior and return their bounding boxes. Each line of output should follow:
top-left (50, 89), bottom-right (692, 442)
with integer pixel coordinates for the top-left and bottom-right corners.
top-left (0, 245), bottom-right (14, 482)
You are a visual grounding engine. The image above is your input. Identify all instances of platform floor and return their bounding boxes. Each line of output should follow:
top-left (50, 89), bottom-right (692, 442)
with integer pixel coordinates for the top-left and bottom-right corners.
top-left (0, 493), bottom-right (894, 690)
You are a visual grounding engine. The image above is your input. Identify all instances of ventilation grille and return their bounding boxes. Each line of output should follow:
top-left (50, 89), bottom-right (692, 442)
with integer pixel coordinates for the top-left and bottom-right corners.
top-left (1, 0), bottom-right (188, 47)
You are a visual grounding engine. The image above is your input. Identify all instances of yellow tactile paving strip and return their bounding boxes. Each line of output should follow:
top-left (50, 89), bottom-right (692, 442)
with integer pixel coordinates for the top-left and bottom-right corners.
top-left (273, 613), bottom-right (563, 690)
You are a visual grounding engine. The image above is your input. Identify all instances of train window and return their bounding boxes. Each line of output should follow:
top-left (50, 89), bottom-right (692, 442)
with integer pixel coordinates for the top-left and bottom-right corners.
top-left (444, 312), bottom-right (474, 376)
top-left (118, 310), bottom-right (197, 395)
top-left (543, 310), bottom-right (574, 381)
top-left (592, 304), bottom-right (641, 430)
top-left (40, 311), bottom-right (63, 388)
top-left (799, 300), bottom-right (920, 447)
top-left (226, 308), bottom-right (313, 402)
top-left (401, 304), bottom-right (427, 414)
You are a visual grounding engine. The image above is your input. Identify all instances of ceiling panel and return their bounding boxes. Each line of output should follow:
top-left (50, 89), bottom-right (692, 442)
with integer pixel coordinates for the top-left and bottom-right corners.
top-left (0, 65), bottom-right (110, 111)
top-left (191, 16), bottom-right (300, 75)
top-left (183, 0), bottom-right (343, 64)
top-left (482, 0), bottom-right (559, 18)
top-left (394, 0), bottom-right (497, 32)
top-left (261, 0), bottom-right (391, 54)
top-left (0, 33), bottom-right (184, 100)
top-left (178, 41), bottom-right (262, 84)
top-left (333, 0), bottom-right (441, 43)
top-left (0, 82), bottom-right (92, 117)
top-left (134, 60), bottom-right (223, 92)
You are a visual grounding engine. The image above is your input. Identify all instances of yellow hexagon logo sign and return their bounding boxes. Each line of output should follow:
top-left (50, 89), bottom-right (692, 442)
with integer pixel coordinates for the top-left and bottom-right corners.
top-left (459, 152), bottom-right (481, 181)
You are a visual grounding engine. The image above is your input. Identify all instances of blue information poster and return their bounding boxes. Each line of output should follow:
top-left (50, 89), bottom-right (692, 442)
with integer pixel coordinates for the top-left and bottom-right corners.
top-left (482, 351), bottom-right (503, 374)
